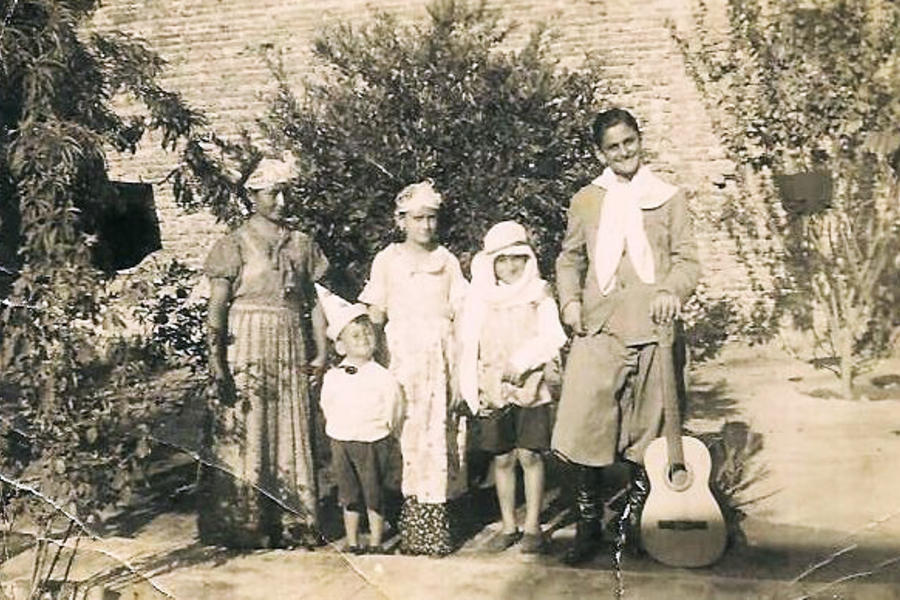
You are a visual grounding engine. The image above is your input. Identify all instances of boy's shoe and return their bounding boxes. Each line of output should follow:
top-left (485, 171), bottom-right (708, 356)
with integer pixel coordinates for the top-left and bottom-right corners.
top-left (366, 544), bottom-right (390, 555)
top-left (281, 525), bottom-right (324, 550)
top-left (560, 520), bottom-right (606, 566)
top-left (484, 530), bottom-right (522, 553)
top-left (341, 541), bottom-right (365, 555)
top-left (519, 532), bottom-right (548, 555)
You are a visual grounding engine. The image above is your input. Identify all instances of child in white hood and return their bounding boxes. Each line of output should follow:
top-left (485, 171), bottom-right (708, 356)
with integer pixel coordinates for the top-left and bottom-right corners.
top-left (459, 221), bottom-right (567, 554)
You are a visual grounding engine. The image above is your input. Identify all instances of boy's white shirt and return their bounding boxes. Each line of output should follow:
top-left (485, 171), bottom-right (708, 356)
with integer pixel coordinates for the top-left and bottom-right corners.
top-left (320, 360), bottom-right (404, 442)
top-left (458, 247), bottom-right (567, 414)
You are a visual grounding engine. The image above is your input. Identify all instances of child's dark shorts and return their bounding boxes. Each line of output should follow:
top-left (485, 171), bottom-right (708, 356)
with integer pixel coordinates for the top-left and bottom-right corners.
top-left (330, 436), bottom-right (392, 514)
top-left (474, 404), bottom-right (552, 455)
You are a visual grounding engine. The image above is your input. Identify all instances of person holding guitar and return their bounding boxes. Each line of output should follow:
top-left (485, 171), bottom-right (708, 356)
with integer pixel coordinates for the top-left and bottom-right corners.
top-left (552, 108), bottom-right (700, 565)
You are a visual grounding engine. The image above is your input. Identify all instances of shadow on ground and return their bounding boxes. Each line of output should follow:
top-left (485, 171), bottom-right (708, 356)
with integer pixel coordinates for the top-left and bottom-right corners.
top-left (88, 373), bottom-right (900, 598)
top-left (685, 377), bottom-right (741, 422)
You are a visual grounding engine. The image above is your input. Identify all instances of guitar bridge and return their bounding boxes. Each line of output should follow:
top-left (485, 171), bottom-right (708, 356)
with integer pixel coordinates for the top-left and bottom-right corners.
top-left (657, 520), bottom-right (708, 530)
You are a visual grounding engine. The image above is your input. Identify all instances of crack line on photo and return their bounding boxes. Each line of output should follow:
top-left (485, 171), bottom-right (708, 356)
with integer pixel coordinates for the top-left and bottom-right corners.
top-left (788, 508), bottom-right (900, 586)
top-left (0, 471), bottom-right (177, 599)
top-left (150, 434), bottom-right (394, 600)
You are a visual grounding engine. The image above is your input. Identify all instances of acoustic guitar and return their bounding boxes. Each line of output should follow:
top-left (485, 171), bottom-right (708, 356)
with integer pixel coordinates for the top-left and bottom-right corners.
top-left (639, 323), bottom-right (727, 568)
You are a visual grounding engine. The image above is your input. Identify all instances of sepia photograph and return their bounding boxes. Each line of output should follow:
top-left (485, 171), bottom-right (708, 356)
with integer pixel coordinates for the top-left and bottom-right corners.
top-left (0, 0), bottom-right (898, 598)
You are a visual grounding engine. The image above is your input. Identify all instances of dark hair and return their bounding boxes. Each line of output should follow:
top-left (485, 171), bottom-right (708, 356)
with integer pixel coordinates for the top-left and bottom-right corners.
top-left (591, 108), bottom-right (641, 147)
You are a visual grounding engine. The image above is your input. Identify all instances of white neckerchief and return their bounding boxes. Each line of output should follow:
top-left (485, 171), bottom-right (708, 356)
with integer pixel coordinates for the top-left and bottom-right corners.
top-left (592, 166), bottom-right (678, 295)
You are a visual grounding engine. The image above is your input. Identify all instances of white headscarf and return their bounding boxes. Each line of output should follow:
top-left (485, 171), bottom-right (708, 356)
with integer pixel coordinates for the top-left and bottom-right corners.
top-left (394, 180), bottom-right (442, 215)
top-left (246, 153), bottom-right (297, 190)
top-left (459, 221), bottom-right (547, 412)
top-left (592, 165), bottom-right (678, 295)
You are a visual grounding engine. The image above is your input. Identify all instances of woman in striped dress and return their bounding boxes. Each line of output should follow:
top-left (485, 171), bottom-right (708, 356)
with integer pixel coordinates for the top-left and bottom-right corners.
top-left (200, 157), bottom-right (329, 549)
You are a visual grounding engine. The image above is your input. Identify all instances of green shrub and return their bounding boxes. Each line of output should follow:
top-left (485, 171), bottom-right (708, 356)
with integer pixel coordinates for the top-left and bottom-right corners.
top-left (258, 0), bottom-right (606, 294)
top-left (674, 0), bottom-right (900, 398)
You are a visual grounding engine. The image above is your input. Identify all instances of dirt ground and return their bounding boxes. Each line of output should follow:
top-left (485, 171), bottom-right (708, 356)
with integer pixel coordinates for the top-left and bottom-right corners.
top-left (2, 342), bottom-right (900, 599)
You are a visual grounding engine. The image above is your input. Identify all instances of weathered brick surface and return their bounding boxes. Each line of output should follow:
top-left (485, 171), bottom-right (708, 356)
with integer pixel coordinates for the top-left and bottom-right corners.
top-left (92, 0), bottom-right (750, 298)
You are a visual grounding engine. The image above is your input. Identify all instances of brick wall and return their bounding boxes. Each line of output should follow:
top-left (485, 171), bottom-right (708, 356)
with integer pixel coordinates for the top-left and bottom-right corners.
top-left (92, 0), bottom-right (751, 298)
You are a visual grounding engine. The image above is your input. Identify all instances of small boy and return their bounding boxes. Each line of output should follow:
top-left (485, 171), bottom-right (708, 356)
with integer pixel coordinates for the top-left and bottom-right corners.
top-left (318, 285), bottom-right (404, 554)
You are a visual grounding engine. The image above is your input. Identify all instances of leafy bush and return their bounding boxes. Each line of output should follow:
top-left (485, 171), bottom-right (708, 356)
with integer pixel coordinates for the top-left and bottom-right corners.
top-left (680, 285), bottom-right (740, 364)
top-left (673, 0), bottom-right (900, 398)
top-left (0, 1), bottom-right (206, 594)
top-left (127, 260), bottom-right (209, 373)
top-left (695, 421), bottom-right (768, 547)
top-left (255, 0), bottom-right (607, 294)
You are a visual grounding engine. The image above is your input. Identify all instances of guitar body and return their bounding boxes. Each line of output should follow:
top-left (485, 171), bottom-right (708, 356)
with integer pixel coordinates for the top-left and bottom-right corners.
top-left (640, 435), bottom-right (727, 568)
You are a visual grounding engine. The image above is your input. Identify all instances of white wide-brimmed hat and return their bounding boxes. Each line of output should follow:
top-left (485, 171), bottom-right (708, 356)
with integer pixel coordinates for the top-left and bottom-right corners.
top-left (482, 220), bottom-right (531, 256)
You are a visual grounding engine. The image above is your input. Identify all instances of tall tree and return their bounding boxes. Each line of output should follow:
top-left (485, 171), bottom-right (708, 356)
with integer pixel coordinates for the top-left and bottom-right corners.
top-left (675, 0), bottom-right (900, 398)
top-left (0, 1), bottom-right (205, 593)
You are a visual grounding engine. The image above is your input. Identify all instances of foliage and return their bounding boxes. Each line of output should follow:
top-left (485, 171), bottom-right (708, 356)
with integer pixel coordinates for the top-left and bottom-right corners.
top-left (127, 260), bottom-right (209, 373)
top-left (695, 421), bottom-right (769, 547)
top-left (0, 0), bottom-right (205, 594)
top-left (251, 0), bottom-right (607, 294)
top-left (680, 283), bottom-right (780, 364)
top-left (673, 0), bottom-right (900, 397)
top-left (680, 284), bottom-right (740, 364)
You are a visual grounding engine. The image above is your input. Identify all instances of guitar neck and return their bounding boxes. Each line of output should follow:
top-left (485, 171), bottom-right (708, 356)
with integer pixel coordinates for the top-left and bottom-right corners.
top-left (657, 323), bottom-right (684, 468)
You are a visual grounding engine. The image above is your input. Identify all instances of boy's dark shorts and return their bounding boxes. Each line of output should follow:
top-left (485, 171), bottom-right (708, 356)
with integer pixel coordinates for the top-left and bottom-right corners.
top-left (473, 404), bottom-right (552, 455)
top-left (330, 436), bottom-right (392, 514)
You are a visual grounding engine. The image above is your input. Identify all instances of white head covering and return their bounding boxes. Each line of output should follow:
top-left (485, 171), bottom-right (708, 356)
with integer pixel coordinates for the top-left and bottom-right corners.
top-left (315, 283), bottom-right (368, 341)
top-left (459, 221), bottom-right (548, 413)
top-left (394, 180), bottom-right (442, 215)
top-left (469, 221), bottom-right (544, 306)
top-left (246, 153), bottom-right (297, 190)
top-left (591, 165), bottom-right (678, 295)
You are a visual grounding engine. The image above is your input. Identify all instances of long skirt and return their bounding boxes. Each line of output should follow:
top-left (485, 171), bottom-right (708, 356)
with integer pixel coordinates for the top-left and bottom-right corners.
top-left (384, 316), bottom-right (467, 555)
top-left (198, 303), bottom-right (318, 548)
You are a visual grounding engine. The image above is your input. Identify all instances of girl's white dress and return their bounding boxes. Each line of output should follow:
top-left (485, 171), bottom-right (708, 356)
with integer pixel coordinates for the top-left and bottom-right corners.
top-left (360, 243), bottom-right (468, 555)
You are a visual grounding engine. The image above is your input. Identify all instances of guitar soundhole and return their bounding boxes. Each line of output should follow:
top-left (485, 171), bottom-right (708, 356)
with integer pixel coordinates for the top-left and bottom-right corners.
top-left (664, 463), bottom-right (694, 491)
top-left (658, 520), bottom-right (708, 531)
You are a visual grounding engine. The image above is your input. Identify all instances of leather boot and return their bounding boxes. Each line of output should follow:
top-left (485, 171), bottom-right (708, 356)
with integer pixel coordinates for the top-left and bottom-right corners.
top-left (561, 467), bottom-right (607, 566)
top-left (623, 463), bottom-right (650, 556)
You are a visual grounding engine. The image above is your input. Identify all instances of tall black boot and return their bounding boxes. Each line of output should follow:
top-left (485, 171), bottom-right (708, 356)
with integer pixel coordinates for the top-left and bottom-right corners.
top-left (562, 465), bottom-right (607, 566)
top-left (623, 462), bottom-right (649, 556)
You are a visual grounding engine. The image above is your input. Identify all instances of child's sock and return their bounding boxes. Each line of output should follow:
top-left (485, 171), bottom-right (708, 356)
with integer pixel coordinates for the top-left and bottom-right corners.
top-left (368, 509), bottom-right (385, 546)
top-left (343, 508), bottom-right (361, 547)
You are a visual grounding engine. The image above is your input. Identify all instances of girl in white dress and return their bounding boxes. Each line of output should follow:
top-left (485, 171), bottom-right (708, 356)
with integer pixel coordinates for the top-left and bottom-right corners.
top-left (359, 180), bottom-right (468, 555)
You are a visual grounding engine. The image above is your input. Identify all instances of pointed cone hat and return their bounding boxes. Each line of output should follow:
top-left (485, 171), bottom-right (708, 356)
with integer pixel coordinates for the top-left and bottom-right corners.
top-left (315, 283), bottom-right (368, 341)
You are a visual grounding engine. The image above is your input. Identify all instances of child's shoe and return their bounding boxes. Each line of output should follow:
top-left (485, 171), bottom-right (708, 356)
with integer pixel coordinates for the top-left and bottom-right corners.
top-left (519, 532), bottom-right (548, 555)
top-left (484, 530), bottom-right (522, 553)
top-left (341, 541), bottom-right (365, 555)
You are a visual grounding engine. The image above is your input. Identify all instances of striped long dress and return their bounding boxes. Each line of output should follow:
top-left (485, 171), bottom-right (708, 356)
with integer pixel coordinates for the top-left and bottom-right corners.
top-left (200, 218), bottom-right (328, 548)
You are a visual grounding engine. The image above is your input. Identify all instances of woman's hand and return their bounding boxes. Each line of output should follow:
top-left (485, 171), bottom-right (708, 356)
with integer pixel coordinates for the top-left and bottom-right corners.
top-left (306, 355), bottom-right (327, 381)
top-left (450, 394), bottom-right (473, 418)
top-left (650, 290), bottom-right (680, 324)
top-left (211, 361), bottom-right (237, 407)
